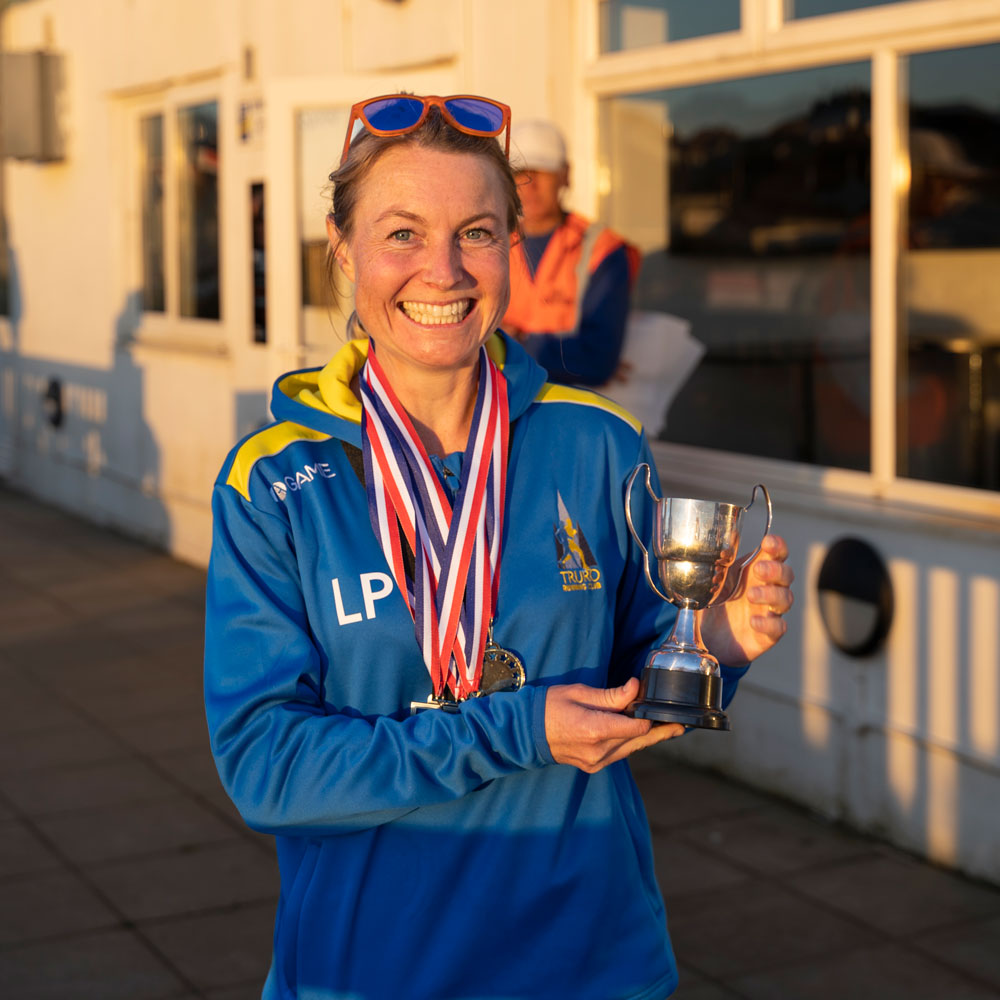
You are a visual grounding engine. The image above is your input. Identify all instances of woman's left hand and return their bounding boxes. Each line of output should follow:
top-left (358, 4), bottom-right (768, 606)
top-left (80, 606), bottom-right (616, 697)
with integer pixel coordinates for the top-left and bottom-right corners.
top-left (699, 534), bottom-right (794, 667)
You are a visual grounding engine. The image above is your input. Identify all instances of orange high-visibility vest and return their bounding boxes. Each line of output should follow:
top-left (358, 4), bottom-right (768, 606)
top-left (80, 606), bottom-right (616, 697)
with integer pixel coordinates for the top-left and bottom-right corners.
top-left (504, 212), bottom-right (640, 336)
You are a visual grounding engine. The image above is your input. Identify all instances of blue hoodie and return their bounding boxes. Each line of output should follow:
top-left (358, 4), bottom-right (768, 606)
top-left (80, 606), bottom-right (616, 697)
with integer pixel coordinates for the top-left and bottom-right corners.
top-left (204, 334), bottom-right (746, 1000)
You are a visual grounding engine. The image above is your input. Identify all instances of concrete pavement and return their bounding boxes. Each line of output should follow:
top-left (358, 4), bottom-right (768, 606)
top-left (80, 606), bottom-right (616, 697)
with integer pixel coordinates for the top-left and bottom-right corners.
top-left (2, 484), bottom-right (999, 999)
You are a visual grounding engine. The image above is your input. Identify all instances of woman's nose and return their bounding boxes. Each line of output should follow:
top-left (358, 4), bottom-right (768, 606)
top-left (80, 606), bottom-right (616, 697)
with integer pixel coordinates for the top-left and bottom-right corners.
top-left (421, 239), bottom-right (465, 288)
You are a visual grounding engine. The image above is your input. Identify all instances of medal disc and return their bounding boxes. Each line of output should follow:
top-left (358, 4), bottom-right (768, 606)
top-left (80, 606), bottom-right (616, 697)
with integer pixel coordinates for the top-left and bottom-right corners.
top-left (478, 640), bottom-right (525, 697)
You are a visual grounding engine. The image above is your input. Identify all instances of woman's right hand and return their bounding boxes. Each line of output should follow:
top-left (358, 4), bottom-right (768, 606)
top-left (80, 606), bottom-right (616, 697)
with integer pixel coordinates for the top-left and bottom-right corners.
top-left (544, 677), bottom-right (683, 773)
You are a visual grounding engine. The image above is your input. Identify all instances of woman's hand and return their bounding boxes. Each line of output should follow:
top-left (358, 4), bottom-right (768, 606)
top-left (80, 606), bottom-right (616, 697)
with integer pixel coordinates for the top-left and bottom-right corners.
top-left (700, 534), bottom-right (794, 667)
top-left (544, 678), bottom-right (684, 773)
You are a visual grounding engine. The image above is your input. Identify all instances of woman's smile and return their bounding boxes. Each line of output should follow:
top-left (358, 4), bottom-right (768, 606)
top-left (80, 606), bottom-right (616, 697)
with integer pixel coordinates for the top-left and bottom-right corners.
top-left (398, 298), bottom-right (473, 326)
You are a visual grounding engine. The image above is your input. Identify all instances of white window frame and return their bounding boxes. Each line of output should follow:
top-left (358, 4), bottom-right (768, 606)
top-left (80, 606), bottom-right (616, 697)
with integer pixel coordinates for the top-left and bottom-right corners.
top-left (580, 0), bottom-right (1000, 526)
top-left (122, 80), bottom-right (227, 356)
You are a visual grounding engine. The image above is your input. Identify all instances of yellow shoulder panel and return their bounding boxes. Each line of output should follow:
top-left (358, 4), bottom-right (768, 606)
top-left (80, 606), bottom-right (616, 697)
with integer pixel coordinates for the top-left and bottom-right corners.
top-left (534, 383), bottom-right (643, 434)
top-left (486, 332), bottom-right (507, 369)
top-left (225, 423), bottom-right (332, 501)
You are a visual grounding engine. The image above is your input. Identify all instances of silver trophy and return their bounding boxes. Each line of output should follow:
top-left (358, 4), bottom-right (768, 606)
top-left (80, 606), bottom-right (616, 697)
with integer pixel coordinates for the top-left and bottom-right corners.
top-left (625, 465), bottom-right (772, 730)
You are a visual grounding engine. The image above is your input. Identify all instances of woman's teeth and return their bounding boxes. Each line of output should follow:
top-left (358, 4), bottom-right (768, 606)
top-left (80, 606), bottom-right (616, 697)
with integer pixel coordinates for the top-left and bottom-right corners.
top-left (400, 300), bottom-right (471, 325)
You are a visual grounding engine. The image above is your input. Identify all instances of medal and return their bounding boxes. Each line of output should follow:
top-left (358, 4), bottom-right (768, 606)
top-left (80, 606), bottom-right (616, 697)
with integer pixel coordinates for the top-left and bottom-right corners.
top-left (410, 620), bottom-right (523, 713)
top-left (477, 620), bottom-right (525, 697)
top-left (361, 340), bottom-right (523, 711)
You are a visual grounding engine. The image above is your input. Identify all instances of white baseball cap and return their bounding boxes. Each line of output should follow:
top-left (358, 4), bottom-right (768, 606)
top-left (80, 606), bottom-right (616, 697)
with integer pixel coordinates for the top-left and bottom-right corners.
top-left (510, 120), bottom-right (568, 173)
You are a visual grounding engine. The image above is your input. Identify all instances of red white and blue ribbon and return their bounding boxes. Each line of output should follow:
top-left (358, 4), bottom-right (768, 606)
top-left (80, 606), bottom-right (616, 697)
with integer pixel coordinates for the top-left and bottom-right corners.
top-left (360, 341), bottom-right (509, 699)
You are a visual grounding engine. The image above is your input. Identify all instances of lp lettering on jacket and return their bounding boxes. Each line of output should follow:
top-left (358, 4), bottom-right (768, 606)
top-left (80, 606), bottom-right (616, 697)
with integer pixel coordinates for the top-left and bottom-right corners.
top-left (331, 572), bottom-right (394, 625)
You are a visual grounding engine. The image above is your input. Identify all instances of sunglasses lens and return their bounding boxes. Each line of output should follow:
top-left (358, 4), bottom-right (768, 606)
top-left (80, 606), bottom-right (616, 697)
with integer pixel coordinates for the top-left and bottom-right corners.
top-left (444, 98), bottom-right (505, 134)
top-left (363, 97), bottom-right (425, 132)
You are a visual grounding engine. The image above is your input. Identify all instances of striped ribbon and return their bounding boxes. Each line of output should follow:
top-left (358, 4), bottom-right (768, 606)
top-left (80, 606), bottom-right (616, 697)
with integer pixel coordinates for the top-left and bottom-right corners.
top-left (360, 341), bottom-right (509, 699)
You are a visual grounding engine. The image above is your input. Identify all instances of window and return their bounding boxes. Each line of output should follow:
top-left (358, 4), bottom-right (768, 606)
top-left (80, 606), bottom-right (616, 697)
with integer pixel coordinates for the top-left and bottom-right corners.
top-left (297, 108), bottom-right (353, 348)
top-left (599, 0), bottom-right (740, 53)
top-left (139, 114), bottom-right (164, 312)
top-left (599, 63), bottom-right (872, 469)
top-left (0, 250), bottom-right (8, 317)
top-left (251, 182), bottom-right (266, 344)
top-left (901, 42), bottom-right (1000, 490)
top-left (298, 109), bottom-right (341, 312)
top-left (177, 101), bottom-right (219, 320)
top-left (135, 97), bottom-right (220, 325)
top-left (786, 0), bottom-right (909, 18)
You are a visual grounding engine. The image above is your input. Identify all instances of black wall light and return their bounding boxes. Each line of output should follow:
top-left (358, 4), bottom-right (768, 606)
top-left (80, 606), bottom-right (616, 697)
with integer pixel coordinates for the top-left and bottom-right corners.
top-left (817, 537), bottom-right (894, 657)
top-left (42, 376), bottom-right (64, 428)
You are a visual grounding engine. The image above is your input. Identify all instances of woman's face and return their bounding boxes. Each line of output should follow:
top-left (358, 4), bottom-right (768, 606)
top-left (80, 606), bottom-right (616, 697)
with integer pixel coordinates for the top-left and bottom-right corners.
top-left (331, 144), bottom-right (512, 381)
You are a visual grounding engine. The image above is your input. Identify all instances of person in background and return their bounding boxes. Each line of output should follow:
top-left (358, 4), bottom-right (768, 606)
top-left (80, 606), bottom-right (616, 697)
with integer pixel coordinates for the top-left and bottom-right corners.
top-left (503, 118), bottom-right (640, 386)
top-left (204, 92), bottom-right (794, 1000)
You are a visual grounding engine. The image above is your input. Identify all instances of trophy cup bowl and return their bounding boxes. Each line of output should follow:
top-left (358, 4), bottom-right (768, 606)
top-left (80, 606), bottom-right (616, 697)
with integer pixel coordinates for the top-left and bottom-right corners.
top-left (625, 465), bottom-right (772, 731)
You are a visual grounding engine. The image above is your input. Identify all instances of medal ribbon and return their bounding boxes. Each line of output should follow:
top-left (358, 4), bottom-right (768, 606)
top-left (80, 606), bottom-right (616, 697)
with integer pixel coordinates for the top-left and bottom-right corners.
top-left (360, 341), bottom-right (509, 699)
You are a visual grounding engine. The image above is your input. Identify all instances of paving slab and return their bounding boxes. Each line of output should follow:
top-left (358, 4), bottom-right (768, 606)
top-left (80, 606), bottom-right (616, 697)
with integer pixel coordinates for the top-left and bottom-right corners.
top-left (671, 798), bottom-right (880, 877)
top-left (731, 942), bottom-right (1000, 1000)
top-left (0, 719), bottom-right (127, 774)
top-left (140, 902), bottom-right (275, 992)
top-left (913, 914), bottom-right (1000, 992)
top-left (793, 852), bottom-right (1000, 937)
top-left (1, 622), bottom-right (140, 674)
top-left (666, 878), bottom-right (874, 980)
top-left (673, 981), bottom-right (745, 1000)
top-left (87, 839), bottom-right (278, 922)
top-left (37, 793), bottom-right (236, 866)
top-left (32, 647), bottom-right (163, 696)
top-left (0, 818), bottom-right (62, 878)
top-left (0, 928), bottom-right (187, 1000)
top-left (41, 574), bottom-right (180, 618)
top-left (2, 548), bottom-right (100, 589)
top-left (206, 985), bottom-right (271, 1000)
top-left (631, 753), bottom-right (765, 830)
top-left (154, 746), bottom-right (230, 795)
top-left (650, 831), bottom-right (751, 899)
top-left (0, 867), bottom-right (119, 945)
top-left (0, 755), bottom-right (179, 817)
top-left (109, 707), bottom-right (212, 755)
top-left (0, 593), bottom-right (70, 644)
top-left (0, 672), bottom-right (84, 735)
top-left (97, 594), bottom-right (206, 636)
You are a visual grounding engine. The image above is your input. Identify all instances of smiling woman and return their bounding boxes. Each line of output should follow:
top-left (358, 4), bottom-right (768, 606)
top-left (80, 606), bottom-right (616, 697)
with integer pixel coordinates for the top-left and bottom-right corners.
top-left (203, 92), bottom-right (794, 1000)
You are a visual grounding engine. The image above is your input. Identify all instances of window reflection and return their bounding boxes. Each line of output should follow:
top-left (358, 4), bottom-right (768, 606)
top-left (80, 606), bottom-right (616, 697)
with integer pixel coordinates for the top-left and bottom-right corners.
top-left (177, 101), bottom-right (219, 320)
top-left (298, 110), bottom-right (342, 311)
top-left (140, 114), bottom-right (164, 313)
top-left (599, 0), bottom-right (739, 53)
top-left (251, 183), bottom-right (266, 343)
top-left (297, 109), bottom-right (353, 347)
top-left (786, 0), bottom-right (908, 18)
top-left (902, 43), bottom-right (1000, 490)
top-left (600, 64), bottom-right (872, 470)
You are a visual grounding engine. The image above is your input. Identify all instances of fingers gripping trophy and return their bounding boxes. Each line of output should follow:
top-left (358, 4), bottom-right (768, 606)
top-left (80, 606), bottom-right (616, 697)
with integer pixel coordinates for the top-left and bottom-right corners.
top-left (625, 465), bottom-right (772, 731)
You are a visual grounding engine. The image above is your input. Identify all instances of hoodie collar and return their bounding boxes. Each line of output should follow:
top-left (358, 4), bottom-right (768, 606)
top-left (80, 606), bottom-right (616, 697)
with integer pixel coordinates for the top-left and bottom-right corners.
top-left (268, 333), bottom-right (548, 446)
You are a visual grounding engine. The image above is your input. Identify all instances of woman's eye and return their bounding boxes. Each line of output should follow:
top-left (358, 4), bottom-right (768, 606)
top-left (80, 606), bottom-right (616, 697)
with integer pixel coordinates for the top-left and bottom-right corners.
top-left (463, 228), bottom-right (492, 242)
top-left (389, 230), bottom-right (413, 243)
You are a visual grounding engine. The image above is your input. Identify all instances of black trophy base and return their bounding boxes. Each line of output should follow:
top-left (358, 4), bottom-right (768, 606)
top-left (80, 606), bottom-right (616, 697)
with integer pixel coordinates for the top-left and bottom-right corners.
top-left (627, 667), bottom-right (730, 731)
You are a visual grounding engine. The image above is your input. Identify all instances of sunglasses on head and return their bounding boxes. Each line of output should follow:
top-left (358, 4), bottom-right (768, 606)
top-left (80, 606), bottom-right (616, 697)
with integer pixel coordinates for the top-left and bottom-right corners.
top-left (340, 94), bottom-right (511, 165)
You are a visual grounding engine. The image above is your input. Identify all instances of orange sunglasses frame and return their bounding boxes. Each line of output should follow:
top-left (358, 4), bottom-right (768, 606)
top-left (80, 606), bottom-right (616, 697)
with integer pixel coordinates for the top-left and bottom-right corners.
top-left (340, 94), bottom-right (512, 165)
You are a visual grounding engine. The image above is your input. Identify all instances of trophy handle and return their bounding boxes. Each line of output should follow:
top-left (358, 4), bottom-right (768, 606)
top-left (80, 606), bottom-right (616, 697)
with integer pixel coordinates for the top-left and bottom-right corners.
top-left (625, 464), bottom-right (670, 603)
top-left (708, 483), bottom-right (773, 607)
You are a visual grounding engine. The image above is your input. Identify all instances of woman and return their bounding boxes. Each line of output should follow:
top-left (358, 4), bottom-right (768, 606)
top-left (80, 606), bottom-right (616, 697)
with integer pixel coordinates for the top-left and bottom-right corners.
top-left (205, 93), bottom-right (794, 1000)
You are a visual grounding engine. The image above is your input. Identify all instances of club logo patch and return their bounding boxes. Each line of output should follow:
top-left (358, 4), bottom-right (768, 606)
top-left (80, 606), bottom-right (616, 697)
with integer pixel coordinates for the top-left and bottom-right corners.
top-left (554, 492), bottom-right (602, 591)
